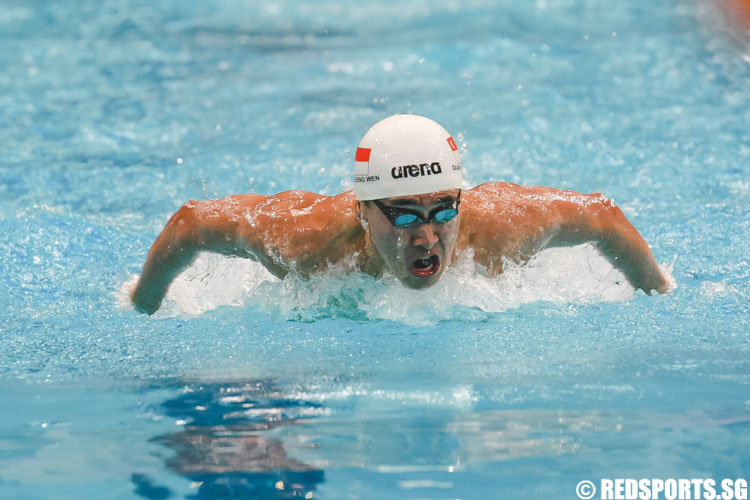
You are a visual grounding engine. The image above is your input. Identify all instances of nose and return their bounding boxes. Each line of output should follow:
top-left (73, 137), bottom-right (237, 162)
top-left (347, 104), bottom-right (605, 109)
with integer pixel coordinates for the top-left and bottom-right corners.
top-left (412, 223), bottom-right (439, 249)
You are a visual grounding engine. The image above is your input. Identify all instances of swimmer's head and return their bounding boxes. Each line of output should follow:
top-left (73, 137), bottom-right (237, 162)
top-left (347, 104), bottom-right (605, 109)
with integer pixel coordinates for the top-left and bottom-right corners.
top-left (353, 114), bottom-right (463, 201)
top-left (354, 115), bottom-right (463, 288)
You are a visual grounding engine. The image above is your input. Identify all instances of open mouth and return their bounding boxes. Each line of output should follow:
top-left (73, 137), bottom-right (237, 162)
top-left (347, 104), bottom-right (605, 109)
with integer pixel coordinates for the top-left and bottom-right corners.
top-left (410, 254), bottom-right (440, 277)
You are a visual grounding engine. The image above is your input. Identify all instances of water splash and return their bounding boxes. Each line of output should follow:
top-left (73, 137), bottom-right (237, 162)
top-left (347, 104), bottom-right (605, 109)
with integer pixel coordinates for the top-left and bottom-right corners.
top-left (119, 244), bottom-right (673, 325)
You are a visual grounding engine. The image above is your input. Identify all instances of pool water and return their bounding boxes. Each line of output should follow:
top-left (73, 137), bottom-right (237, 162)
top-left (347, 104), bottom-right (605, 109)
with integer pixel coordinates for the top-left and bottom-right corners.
top-left (1, 0), bottom-right (749, 499)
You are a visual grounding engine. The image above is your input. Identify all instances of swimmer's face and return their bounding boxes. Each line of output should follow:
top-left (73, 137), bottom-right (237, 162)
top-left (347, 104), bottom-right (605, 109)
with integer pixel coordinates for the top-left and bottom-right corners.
top-left (359, 189), bottom-right (461, 289)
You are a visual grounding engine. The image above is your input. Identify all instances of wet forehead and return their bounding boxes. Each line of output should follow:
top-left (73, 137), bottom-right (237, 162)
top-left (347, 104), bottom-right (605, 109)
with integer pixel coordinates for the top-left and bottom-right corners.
top-left (381, 189), bottom-right (460, 207)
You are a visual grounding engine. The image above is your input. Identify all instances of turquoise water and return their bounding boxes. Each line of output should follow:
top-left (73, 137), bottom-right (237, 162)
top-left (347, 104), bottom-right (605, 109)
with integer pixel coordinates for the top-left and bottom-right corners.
top-left (1, 0), bottom-right (749, 498)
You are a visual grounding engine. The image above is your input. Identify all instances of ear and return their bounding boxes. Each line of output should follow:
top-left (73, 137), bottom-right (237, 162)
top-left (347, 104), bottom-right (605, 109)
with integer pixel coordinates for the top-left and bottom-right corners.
top-left (356, 200), bottom-right (369, 226)
top-left (357, 200), bottom-right (369, 216)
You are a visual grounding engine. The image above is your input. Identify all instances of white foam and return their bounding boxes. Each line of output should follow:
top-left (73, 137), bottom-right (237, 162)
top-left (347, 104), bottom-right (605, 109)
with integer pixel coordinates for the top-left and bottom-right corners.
top-left (117, 253), bottom-right (278, 318)
top-left (119, 245), bottom-right (675, 324)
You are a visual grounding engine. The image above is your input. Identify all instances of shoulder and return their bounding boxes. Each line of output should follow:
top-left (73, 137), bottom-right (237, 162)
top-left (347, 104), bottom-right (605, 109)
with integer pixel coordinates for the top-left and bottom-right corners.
top-left (175, 190), bottom-right (356, 233)
top-left (465, 181), bottom-right (570, 201)
top-left (254, 190), bottom-right (364, 272)
top-left (464, 181), bottom-right (607, 210)
top-left (461, 181), bottom-right (530, 215)
top-left (180, 193), bottom-right (266, 218)
top-left (257, 189), bottom-right (355, 213)
top-left (253, 190), bottom-right (358, 229)
top-left (466, 181), bottom-right (523, 196)
top-left (251, 189), bottom-right (360, 243)
top-left (181, 190), bottom-right (354, 227)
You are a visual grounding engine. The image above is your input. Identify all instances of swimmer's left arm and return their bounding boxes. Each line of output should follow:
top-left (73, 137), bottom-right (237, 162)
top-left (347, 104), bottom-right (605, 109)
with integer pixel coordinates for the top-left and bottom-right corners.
top-left (541, 189), bottom-right (669, 295)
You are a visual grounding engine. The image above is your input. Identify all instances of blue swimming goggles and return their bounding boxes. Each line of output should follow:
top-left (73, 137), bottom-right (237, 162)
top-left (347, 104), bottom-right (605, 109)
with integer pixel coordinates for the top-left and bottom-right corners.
top-left (373, 191), bottom-right (461, 228)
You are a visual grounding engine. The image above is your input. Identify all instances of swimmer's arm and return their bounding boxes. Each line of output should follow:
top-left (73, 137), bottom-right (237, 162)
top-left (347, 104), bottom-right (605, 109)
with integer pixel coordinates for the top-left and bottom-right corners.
top-left (130, 191), bottom-right (359, 314)
top-left (543, 191), bottom-right (669, 295)
top-left (130, 194), bottom-right (281, 315)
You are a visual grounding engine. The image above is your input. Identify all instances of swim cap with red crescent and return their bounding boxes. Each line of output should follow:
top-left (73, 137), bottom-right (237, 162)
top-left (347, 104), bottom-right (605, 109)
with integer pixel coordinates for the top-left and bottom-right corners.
top-left (353, 114), bottom-right (463, 201)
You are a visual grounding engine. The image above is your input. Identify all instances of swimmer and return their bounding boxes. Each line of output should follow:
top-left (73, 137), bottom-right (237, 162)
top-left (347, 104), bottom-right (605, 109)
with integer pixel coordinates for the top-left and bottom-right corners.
top-left (131, 114), bottom-right (669, 315)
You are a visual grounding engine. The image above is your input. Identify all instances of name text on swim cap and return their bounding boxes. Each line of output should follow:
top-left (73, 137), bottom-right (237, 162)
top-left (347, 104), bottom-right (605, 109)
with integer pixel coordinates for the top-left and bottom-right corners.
top-left (354, 175), bottom-right (380, 183)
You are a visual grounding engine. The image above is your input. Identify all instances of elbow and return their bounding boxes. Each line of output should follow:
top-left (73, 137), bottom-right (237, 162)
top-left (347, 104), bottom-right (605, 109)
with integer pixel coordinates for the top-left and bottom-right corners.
top-left (167, 201), bottom-right (201, 247)
top-left (587, 192), bottom-right (617, 213)
top-left (585, 193), bottom-right (627, 236)
top-left (173, 201), bottom-right (198, 225)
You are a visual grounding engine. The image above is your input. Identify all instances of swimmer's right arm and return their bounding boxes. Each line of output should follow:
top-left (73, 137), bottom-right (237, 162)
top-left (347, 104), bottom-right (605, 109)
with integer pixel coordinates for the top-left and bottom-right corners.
top-left (130, 194), bottom-right (280, 315)
top-left (130, 191), bottom-right (360, 314)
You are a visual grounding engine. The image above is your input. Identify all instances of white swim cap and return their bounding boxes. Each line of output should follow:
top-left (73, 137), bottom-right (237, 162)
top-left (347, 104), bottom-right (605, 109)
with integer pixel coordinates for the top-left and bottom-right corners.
top-left (353, 114), bottom-right (462, 201)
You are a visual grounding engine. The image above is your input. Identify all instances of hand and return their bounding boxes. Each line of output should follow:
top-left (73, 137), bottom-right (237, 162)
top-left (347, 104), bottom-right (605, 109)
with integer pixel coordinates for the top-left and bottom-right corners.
top-left (130, 285), bottom-right (163, 315)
